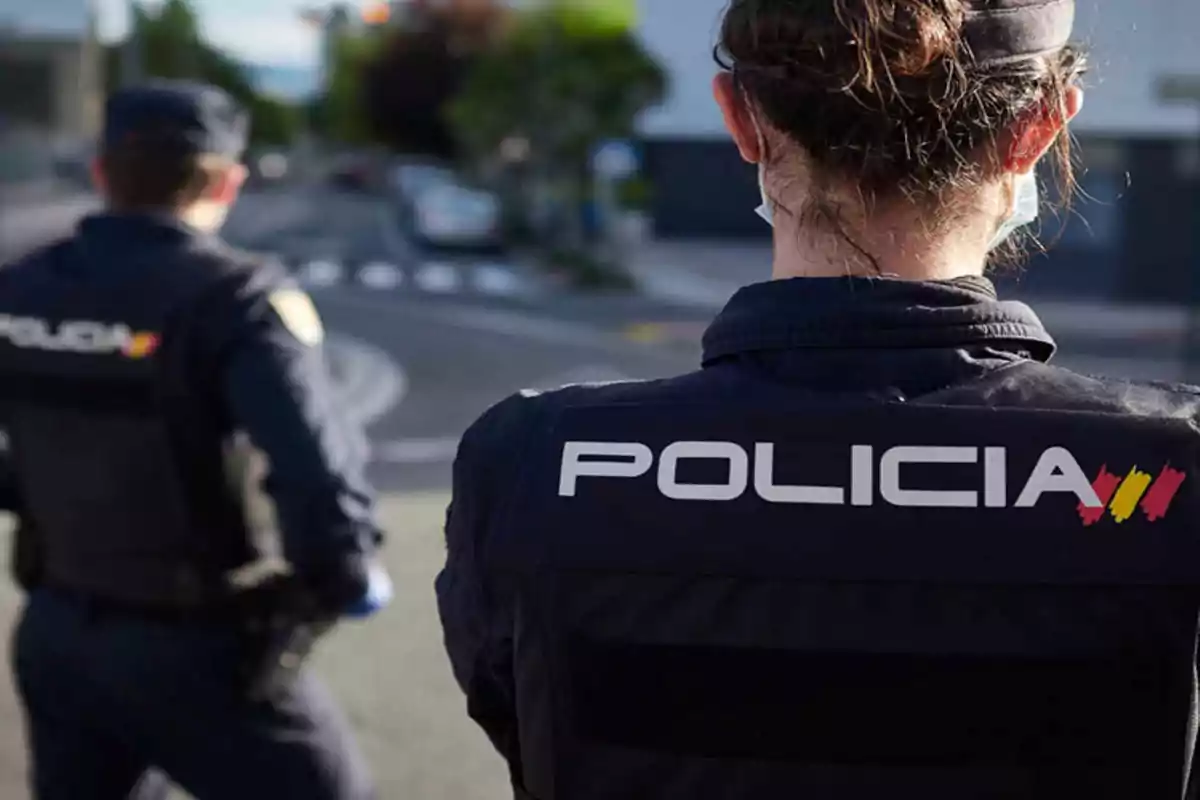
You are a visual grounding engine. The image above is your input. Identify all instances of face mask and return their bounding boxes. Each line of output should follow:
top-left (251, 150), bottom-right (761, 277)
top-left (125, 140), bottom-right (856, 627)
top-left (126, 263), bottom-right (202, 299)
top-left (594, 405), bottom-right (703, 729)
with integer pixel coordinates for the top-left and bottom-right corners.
top-left (755, 162), bottom-right (774, 226)
top-left (987, 170), bottom-right (1040, 251)
top-left (748, 110), bottom-right (775, 227)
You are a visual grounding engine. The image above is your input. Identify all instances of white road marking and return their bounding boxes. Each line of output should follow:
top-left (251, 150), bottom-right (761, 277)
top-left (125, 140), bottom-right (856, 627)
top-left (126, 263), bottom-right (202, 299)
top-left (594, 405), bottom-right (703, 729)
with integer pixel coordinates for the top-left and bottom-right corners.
top-left (373, 437), bottom-right (462, 464)
top-left (299, 259), bottom-right (344, 287)
top-left (358, 262), bottom-right (404, 290)
top-left (414, 262), bottom-right (462, 293)
top-left (472, 264), bottom-right (524, 296)
top-left (325, 335), bottom-right (408, 427)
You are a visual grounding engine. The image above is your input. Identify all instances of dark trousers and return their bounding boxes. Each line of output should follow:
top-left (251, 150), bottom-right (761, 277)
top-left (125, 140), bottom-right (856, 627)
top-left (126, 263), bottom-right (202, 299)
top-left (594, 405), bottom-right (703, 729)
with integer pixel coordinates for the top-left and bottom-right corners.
top-left (12, 589), bottom-right (375, 800)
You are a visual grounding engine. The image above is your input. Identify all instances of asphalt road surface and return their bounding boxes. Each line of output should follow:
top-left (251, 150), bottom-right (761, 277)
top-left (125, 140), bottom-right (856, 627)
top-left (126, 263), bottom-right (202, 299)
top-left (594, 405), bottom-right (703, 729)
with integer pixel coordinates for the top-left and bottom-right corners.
top-left (0, 185), bottom-right (1187, 797)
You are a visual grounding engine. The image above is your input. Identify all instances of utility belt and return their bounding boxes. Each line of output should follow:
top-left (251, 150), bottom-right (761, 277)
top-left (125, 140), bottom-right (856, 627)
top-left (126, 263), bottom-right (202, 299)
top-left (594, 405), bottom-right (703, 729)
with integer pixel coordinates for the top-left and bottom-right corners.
top-left (43, 572), bottom-right (338, 703)
top-left (43, 585), bottom-right (242, 626)
top-left (234, 572), bottom-right (338, 703)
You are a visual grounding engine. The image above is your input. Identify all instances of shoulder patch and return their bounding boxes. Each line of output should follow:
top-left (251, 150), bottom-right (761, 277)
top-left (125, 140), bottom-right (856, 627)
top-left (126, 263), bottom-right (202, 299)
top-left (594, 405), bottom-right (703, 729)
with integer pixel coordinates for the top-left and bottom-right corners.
top-left (268, 288), bottom-right (324, 346)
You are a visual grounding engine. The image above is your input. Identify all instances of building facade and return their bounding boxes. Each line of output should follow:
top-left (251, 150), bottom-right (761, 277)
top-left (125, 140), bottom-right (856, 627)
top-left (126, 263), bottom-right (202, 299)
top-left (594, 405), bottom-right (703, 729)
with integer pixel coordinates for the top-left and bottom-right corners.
top-left (633, 0), bottom-right (1200, 302)
top-left (0, 0), bottom-right (103, 181)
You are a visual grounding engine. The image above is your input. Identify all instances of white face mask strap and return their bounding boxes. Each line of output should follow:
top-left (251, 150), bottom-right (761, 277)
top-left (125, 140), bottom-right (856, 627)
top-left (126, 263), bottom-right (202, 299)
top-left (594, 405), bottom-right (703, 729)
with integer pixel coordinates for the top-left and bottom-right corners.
top-left (749, 108), bottom-right (775, 226)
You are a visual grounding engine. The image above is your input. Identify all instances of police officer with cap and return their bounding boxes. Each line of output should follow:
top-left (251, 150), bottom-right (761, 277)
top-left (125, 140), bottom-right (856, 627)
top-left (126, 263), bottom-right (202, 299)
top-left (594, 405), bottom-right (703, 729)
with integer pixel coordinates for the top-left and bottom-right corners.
top-left (0, 81), bottom-right (386, 799)
top-left (437, 2), bottom-right (1200, 798)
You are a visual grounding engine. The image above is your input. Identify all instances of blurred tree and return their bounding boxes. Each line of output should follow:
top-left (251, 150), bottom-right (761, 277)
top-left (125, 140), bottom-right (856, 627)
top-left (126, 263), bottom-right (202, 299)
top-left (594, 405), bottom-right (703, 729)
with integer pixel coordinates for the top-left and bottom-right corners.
top-left (356, 0), bottom-right (508, 156)
top-left (447, 0), bottom-right (665, 246)
top-left (139, 0), bottom-right (205, 79)
top-left (101, 0), bottom-right (300, 146)
top-left (322, 30), bottom-right (384, 144)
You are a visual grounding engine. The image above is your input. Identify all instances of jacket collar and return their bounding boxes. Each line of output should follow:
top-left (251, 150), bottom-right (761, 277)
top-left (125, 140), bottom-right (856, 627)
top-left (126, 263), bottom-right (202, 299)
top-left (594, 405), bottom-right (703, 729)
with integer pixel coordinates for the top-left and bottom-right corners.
top-left (77, 211), bottom-right (210, 250)
top-left (702, 276), bottom-right (1056, 365)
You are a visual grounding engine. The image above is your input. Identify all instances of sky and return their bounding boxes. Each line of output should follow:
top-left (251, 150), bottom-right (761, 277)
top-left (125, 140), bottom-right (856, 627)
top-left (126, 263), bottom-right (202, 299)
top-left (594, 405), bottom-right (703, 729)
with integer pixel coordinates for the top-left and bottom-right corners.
top-left (92, 0), bottom-right (375, 66)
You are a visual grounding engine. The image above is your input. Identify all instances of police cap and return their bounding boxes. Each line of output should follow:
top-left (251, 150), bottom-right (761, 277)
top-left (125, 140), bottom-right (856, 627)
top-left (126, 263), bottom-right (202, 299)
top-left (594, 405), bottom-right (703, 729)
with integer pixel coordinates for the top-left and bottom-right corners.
top-left (964, 0), bottom-right (1076, 65)
top-left (103, 80), bottom-right (249, 159)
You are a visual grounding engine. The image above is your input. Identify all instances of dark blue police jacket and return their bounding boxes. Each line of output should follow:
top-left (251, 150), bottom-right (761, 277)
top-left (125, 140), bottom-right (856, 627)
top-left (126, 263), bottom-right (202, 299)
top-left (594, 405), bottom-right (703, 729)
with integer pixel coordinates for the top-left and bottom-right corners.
top-left (0, 213), bottom-right (381, 609)
top-left (438, 276), bottom-right (1200, 800)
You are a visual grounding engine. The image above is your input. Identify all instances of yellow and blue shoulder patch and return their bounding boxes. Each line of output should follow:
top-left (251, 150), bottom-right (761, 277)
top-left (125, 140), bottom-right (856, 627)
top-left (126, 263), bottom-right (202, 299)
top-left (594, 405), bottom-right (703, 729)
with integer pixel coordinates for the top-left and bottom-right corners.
top-left (268, 289), bottom-right (324, 346)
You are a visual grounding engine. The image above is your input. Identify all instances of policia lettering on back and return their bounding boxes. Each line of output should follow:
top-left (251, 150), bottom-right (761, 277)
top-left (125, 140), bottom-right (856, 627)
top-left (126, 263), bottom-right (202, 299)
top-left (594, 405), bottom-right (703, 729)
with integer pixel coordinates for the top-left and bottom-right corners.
top-left (560, 440), bottom-right (1099, 508)
top-left (438, 2), bottom-right (1200, 800)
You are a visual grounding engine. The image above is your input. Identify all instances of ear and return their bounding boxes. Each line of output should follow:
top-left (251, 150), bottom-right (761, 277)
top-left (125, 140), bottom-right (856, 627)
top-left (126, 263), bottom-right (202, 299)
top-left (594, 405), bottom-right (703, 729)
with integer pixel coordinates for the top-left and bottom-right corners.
top-left (1007, 86), bottom-right (1084, 174)
top-left (89, 157), bottom-right (107, 194)
top-left (712, 72), bottom-right (762, 164)
top-left (207, 163), bottom-right (248, 204)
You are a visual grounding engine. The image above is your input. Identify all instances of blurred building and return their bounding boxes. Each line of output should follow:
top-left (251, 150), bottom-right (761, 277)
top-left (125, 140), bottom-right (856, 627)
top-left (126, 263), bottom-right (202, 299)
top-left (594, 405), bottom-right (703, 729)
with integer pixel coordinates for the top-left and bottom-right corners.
top-left (634, 0), bottom-right (1200, 302)
top-left (0, 0), bottom-right (103, 177)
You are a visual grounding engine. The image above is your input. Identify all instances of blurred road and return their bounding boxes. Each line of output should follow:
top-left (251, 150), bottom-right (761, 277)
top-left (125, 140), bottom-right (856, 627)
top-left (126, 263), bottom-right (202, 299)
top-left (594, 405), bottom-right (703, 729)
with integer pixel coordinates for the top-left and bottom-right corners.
top-left (0, 184), bottom-right (1189, 798)
top-left (223, 188), bottom-right (699, 494)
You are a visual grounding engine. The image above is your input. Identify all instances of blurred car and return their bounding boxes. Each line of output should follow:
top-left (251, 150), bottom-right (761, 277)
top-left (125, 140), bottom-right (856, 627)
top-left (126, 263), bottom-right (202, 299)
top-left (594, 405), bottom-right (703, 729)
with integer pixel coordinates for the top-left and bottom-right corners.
top-left (411, 183), bottom-right (503, 251)
top-left (390, 161), bottom-right (456, 201)
top-left (390, 159), bottom-right (504, 250)
top-left (328, 153), bottom-right (375, 191)
top-left (391, 166), bottom-right (506, 255)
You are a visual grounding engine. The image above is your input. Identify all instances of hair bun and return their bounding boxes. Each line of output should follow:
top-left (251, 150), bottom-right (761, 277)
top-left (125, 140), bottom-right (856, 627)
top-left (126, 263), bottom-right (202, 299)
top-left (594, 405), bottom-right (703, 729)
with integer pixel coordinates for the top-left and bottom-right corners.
top-left (716, 0), bottom-right (1084, 198)
top-left (836, 0), bottom-right (965, 87)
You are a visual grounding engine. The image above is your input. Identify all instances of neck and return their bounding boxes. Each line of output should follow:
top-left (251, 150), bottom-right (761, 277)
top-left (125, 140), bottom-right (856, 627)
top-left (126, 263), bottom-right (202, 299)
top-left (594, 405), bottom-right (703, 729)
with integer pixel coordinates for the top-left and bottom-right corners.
top-left (768, 210), bottom-right (991, 282)
top-left (180, 201), bottom-right (227, 233)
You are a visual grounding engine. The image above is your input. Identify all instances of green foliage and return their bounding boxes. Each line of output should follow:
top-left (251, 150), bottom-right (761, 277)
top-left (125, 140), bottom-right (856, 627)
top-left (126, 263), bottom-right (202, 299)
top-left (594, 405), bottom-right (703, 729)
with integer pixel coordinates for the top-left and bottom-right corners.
top-left (321, 31), bottom-right (384, 144)
top-left (448, 4), bottom-right (666, 172)
top-left (245, 97), bottom-right (302, 146)
top-left (138, 0), bottom-right (204, 80)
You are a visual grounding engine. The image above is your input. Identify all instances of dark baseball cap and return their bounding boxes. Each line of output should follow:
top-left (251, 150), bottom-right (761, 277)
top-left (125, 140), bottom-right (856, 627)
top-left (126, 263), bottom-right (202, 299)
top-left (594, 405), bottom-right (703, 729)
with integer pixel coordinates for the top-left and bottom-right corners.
top-left (964, 0), bottom-right (1076, 65)
top-left (103, 80), bottom-right (250, 159)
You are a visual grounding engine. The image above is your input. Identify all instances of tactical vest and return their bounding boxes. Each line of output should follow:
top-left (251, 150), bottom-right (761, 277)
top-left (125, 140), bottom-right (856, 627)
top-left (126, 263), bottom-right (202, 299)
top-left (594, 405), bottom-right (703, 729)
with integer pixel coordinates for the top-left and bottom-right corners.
top-left (0, 243), bottom-right (275, 609)
top-left (495, 396), bottom-right (1200, 799)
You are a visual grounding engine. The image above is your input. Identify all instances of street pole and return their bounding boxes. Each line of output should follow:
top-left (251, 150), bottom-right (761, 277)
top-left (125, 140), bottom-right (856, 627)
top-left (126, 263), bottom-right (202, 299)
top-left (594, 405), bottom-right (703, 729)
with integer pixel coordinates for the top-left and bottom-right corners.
top-left (1157, 75), bottom-right (1200, 382)
top-left (1188, 103), bottom-right (1200, 384)
top-left (121, 0), bottom-right (143, 87)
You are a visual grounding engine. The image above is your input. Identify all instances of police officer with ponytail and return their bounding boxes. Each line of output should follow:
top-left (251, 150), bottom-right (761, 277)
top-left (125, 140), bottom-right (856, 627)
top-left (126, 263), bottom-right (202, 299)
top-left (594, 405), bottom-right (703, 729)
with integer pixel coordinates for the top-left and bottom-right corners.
top-left (437, 2), bottom-right (1200, 798)
top-left (0, 81), bottom-right (387, 799)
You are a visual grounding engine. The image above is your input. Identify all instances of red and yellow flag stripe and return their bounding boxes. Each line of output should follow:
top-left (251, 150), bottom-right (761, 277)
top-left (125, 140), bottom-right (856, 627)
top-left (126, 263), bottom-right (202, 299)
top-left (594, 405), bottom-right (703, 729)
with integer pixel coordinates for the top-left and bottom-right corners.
top-left (1078, 464), bottom-right (1186, 526)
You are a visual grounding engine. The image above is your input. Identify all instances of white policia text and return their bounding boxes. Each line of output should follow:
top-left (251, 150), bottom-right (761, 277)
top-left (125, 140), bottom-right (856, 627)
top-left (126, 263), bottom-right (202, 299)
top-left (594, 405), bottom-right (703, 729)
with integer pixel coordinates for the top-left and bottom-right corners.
top-left (558, 441), bottom-right (1105, 508)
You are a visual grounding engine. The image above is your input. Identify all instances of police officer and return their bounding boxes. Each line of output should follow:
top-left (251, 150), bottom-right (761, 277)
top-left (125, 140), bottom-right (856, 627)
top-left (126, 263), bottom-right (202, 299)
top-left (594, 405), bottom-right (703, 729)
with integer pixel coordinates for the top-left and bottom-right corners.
top-left (0, 81), bottom-right (386, 799)
top-left (437, 2), bottom-right (1200, 798)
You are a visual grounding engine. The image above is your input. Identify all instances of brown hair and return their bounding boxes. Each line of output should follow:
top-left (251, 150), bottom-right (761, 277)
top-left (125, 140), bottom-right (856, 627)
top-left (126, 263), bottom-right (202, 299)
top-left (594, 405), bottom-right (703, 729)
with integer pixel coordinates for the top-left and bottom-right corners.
top-left (715, 0), bottom-right (1087, 242)
top-left (99, 145), bottom-right (233, 212)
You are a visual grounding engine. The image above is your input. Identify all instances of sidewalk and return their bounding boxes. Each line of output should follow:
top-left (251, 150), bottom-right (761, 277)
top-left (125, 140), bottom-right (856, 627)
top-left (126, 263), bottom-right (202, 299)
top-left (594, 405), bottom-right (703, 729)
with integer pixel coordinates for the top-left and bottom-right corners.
top-left (626, 239), bottom-right (1192, 342)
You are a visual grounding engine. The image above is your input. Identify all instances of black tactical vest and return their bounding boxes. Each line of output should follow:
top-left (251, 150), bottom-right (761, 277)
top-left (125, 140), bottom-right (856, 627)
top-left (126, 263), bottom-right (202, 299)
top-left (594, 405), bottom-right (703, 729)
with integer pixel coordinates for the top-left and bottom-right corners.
top-left (496, 393), bottom-right (1200, 799)
top-left (0, 241), bottom-right (272, 608)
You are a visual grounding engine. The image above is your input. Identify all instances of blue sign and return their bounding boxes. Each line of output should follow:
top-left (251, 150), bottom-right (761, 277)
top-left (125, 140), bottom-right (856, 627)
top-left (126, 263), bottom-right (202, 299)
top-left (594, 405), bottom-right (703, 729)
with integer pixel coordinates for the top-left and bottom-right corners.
top-left (591, 139), bottom-right (639, 179)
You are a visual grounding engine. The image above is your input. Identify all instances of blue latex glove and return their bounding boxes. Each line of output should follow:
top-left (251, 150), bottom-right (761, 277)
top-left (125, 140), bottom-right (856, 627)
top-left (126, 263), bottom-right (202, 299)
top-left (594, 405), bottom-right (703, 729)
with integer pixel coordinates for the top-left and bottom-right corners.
top-left (343, 560), bottom-right (393, 619)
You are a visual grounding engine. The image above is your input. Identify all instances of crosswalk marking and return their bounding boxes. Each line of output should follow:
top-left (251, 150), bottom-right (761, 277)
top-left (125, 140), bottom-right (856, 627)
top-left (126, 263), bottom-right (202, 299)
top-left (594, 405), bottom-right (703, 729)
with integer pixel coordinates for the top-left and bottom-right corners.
top-left (299, 259), bottom-right (344, 287)
top-left (358, 262), bottom-right (404, 290)
top-left (289, 255), bottom-right (537, 298)
top-left (414, 262), bottom-right (463, 293)
top-left (472, 264), bottom-right (523, 296)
